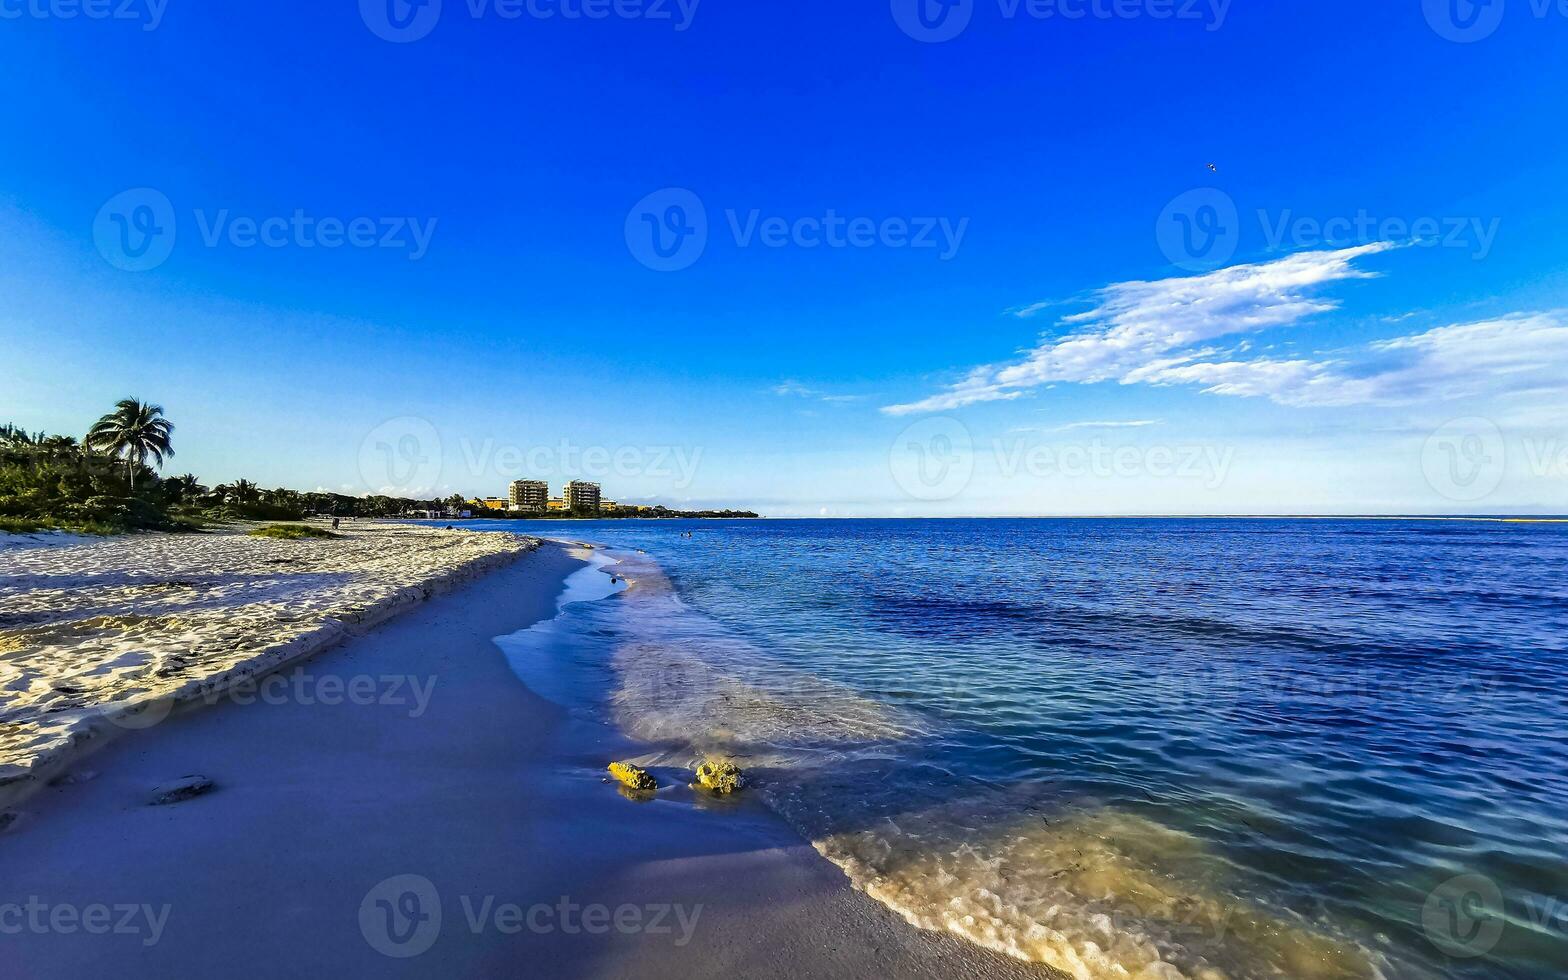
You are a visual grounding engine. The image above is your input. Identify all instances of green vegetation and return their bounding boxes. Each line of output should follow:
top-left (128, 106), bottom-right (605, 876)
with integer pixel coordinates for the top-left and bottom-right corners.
top-left (3, 400), bottom-right (760, 535)
top-left (2, 404), bottom-right (463, 535)
top-left (0, 514), bottom-right (123, 536)
top-left (248, 524), bottom-right (339, 540)
top-left (0, 421), bottom-right (188, 533)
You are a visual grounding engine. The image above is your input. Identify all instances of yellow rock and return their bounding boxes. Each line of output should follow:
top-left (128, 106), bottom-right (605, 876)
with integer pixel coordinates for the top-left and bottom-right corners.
top-left (607, 762), bottom-right (657, 791)
top-left (694, 761), bottom-right (745, 795)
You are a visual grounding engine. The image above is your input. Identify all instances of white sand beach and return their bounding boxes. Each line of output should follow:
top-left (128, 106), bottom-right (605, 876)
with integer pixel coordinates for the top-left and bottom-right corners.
top-left (0, 532), bottom-right (1055, 979)
top-left (0, 523), bottom-right (536, 803)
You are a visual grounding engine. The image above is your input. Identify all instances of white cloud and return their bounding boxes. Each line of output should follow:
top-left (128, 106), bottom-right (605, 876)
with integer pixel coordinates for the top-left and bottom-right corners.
top-left (1008, 301), bottom-right (1056, 318)
top-left (1130, 358), bottom-right (1366, 406)
top-left (1367, 313), bottom-right (1568, 401)
top-left (884, 243), bottom-right (1568, 418)
top-left (774, 380), bottom-right (866, 403)
top-left (884, 244), bottom-right (1393, 415)
top-left (1140, 312), bottom-right (1568, 407)
top-left (1049, 419), bottom-right (1164, 432)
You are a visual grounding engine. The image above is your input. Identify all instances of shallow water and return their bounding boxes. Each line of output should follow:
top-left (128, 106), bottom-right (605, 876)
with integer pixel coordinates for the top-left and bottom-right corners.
top-left (466, 518), bottom-right (1568, 980)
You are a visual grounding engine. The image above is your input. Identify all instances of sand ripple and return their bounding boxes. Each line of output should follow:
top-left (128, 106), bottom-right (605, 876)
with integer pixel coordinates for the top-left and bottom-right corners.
top-left (0, 523), bottom-right (534, 798)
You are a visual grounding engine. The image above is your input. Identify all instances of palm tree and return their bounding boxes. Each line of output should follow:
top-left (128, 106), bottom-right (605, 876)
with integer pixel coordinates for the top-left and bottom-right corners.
top-left (0, 424), bottom-right (40, 448)
top-left (165, 473), bottom-right (206, 502)
top-left (85, 399), bottom-right (174, 492)
top-left (224, 479), bottom-right (260, 504)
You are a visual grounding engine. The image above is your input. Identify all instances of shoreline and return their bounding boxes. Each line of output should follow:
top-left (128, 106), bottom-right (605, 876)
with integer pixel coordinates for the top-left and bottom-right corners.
top-left (0, 539), bottom-right (1059, 979)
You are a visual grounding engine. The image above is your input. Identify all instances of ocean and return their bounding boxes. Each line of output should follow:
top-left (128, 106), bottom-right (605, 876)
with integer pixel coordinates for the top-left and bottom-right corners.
top-left (455, 517), bottom-right (1568, 980)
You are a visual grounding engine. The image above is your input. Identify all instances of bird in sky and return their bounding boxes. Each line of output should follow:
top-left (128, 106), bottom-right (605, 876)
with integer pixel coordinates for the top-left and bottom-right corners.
top-left (1206, 162), bottom-right (1219, 173)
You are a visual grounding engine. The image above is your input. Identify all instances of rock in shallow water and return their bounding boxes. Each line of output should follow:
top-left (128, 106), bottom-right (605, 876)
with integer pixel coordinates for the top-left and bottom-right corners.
top-left (694, 761), bottom-right (745, 795)
top-left (607, 762), bottom-right (657, 792)
top-left (148, 775), bottom-right (215, 806)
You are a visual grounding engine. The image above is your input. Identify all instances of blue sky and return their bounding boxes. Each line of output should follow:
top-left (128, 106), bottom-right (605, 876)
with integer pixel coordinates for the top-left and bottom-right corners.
top-left (2, 1), bottom-right (1566, 515)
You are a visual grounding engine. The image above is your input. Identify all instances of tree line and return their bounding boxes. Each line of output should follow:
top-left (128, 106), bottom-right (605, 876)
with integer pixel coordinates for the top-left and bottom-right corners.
top-left (2, 400), bottom-right (756, 533)
top-left (4, 400), bottom-right (469, 533)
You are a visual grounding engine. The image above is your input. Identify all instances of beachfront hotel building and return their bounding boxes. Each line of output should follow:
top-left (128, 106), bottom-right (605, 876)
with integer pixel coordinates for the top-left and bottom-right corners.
top-left (508, 480), bottom-right (549, 512)
top-left (563, 481), bottom-right (601, 511)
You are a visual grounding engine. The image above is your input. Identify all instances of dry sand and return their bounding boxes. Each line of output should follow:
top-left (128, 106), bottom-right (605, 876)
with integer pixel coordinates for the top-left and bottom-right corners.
top-left (0, 539), bottom-right (1056, 979)
top-left (0, 522), bottom-right (536, 803)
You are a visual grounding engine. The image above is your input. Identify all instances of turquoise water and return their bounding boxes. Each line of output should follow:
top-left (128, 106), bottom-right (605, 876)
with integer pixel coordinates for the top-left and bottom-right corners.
top-left (455, 518), bottom-right (1568, 979)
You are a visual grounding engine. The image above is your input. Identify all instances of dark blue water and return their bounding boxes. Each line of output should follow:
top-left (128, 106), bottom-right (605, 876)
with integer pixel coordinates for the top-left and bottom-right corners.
top-left (456, 518), bottom-right (1568, 980)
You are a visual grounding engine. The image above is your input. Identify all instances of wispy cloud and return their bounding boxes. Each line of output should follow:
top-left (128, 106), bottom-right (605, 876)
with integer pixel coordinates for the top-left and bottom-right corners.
top-left (884, 245), bottom-right (1568, 419)
top-left (884, 244), bottom-right (1394, 415)
top-left (1007, 300), bottom-right (1057, 318)
top-left (1049, 419), bottom-right (1164, 432)
top-left (1138, 312), bottom-right (1568, 407)
top-left (773, 380), bottom-right (867, 403)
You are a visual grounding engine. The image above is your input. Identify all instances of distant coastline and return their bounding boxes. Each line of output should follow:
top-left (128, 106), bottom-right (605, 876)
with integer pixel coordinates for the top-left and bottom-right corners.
top-left (747, 514), bottom-right (1568, 522)
top-left (452, 508), bottom-right (760, 522)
